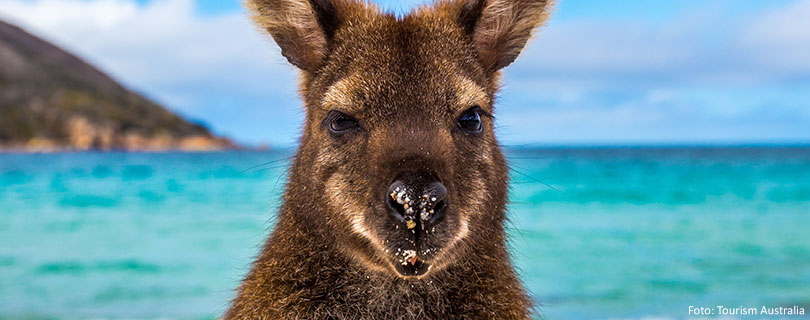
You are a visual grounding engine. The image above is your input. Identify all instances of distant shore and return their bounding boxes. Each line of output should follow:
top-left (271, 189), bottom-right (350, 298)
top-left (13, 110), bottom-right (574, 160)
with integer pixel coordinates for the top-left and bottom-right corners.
top-left (3, 142), bottom-right (808, 154)
top-left (0, 135), bottom-right (249, 153)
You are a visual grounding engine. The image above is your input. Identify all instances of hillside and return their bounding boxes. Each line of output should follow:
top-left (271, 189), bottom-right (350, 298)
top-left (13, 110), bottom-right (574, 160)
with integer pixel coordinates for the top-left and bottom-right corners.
top-left (0, 19), bottom-right (236, 152)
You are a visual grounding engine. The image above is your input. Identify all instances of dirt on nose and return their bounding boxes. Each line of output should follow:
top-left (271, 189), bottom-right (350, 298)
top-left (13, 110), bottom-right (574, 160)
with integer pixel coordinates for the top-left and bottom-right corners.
top-left (390, 183), bottom-right (442, 230)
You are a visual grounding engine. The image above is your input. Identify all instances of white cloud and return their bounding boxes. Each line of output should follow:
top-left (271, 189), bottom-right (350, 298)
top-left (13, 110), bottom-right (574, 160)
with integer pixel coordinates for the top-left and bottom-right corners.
top-left (493, 0), bottom-right (810, 144)
top-left (739, 0), bottom-right (810, 76)
top-left (0, 0), bottom-right (301, 146)
top-left (1, 0), bottom-right (279, 86)
top-left (511, 0), bottom-right (810, 84)
top-left (1, 0), bottom-right (808, 145)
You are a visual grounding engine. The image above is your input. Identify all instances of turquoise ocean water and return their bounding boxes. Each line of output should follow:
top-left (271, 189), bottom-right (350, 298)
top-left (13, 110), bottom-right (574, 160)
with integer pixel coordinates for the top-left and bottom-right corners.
top-left (1, 146), bottom-right (809, 319)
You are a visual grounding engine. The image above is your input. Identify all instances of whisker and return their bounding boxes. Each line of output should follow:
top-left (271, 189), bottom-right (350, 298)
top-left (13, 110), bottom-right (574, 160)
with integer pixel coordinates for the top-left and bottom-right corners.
top-left (240, 155), bottom-right (295, 174)
top-left (508, 200), bottom-right (542, 205)
top-left (505, 155), bottom-right (553, 160)
top-left (250, 164), bottom-right (293, 174)
top-left (269, 167), bottom-right (292, 198)
top-left (510, 180), bottom-right (554, 185)
top-left (507, 164), bottom-right (563, 193)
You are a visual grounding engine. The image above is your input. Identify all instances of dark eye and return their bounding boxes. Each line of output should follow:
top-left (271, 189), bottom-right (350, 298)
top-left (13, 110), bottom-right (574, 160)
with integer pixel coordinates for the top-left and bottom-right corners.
top-left (458, 107), bottom-right (483, 133)
top-left (326, 111), bottom-right (359, 134)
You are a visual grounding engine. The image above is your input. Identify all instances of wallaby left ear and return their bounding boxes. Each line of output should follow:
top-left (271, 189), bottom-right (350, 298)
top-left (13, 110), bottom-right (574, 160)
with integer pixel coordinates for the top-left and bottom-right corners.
top-left (245, 0), bottom-right (345, 72)
top-left (442, 0), bottom-right (553, 71)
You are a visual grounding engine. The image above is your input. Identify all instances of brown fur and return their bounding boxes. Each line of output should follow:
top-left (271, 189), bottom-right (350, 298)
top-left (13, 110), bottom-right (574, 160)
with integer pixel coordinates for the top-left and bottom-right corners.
top-left (227, 0), bottom-right (553, 318)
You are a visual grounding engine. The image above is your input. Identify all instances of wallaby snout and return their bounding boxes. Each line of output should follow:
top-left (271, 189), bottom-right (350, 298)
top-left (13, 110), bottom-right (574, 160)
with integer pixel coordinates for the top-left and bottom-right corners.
top-left (387, 176), bottom-right (447, 277)
top-left (387, 177), bottom-right (448, 229)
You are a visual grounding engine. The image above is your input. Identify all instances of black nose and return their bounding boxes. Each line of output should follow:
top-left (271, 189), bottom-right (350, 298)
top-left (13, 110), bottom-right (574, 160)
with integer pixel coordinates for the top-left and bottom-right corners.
top-left (387, 179), bottom-right (447, 228)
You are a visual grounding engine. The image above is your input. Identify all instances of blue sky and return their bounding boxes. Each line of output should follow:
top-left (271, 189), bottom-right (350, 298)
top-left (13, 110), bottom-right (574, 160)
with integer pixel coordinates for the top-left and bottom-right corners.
top-left (1, 0), bottom-right (809, 147)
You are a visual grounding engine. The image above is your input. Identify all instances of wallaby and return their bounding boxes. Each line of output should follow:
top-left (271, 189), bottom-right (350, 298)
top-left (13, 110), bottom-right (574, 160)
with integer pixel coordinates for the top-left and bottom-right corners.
top-left (226, 0), bottom-right (553, 318)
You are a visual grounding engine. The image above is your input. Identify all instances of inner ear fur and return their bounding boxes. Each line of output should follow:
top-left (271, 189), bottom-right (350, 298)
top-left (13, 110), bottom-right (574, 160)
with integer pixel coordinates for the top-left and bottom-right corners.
top-left (245, 0), bottom-right (373, 72)
top-left (437, 0), bottom-right (554, 71)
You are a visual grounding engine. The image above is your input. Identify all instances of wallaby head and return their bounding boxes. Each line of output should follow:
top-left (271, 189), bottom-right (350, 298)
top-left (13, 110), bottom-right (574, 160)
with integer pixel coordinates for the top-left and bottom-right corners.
top-left (246, 0), bottom-right (551, 279)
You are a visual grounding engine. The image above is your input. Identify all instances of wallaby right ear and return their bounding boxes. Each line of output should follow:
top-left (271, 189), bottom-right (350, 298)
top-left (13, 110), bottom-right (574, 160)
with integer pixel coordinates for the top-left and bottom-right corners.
top-left (246, 0), bottom-right (343, 71)
top-left (436, 0), bottom-right (554, 72)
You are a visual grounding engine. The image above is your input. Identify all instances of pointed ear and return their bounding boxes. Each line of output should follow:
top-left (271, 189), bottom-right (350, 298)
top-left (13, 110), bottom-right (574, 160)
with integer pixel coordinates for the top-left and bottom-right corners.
top-left (245, 0), bottom-right (344, 71)
top-left (440, 0), bottom-right (553, 71)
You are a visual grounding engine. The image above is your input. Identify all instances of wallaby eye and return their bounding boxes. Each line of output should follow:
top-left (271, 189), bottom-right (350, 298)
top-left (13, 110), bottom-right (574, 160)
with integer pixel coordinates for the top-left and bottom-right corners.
top-left (326, 111), bottom-right (359, 134)
top-left (457, 107), bottom-right (483, 133)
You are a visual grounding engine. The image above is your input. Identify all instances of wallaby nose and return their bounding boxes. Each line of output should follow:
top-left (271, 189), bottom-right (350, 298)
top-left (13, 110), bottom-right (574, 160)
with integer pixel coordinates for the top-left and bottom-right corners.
top-left (387, 179), bottom-right (448, 229)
